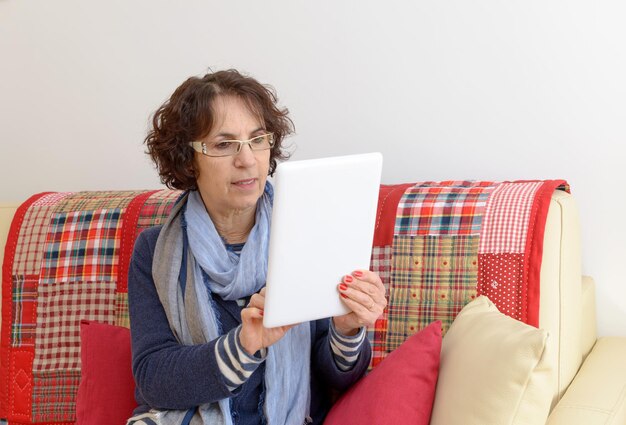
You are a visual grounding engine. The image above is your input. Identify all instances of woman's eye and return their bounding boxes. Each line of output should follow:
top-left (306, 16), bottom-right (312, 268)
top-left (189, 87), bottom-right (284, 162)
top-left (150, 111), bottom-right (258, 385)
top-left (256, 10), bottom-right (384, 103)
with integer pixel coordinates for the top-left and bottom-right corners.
top-left (251, 136), bottom-right (265, 145)
top-left (215, 141), bottom-right (234, 150)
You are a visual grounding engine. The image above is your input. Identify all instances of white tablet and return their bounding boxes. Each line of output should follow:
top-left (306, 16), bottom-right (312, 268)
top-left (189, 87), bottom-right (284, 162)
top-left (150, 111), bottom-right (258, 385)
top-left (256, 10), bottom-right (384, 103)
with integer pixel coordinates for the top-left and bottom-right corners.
top-left (262, 152), bottom-right (383, 328)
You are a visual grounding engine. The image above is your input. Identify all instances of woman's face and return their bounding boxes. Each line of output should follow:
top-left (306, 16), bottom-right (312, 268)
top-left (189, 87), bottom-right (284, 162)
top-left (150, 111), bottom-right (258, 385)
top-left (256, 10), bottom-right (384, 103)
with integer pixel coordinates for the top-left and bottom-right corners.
top-left (194, 95), bottom-right (271, 218)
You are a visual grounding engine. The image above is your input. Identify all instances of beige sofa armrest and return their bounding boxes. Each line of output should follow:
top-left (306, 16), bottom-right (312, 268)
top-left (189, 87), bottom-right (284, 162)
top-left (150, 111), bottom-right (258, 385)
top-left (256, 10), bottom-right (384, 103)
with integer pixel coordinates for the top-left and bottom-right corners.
top-left (581, 276), bottom-right (597, 360)
top-left (546, 337), bottom-right (626, 425)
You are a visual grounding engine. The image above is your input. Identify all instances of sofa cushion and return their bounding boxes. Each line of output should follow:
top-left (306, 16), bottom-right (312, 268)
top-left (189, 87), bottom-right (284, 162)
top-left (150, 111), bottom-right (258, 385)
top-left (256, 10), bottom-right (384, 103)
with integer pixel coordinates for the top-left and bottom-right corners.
top-left (324, 320), bottom-right (442, 425)
top-left (546, 336), bottom-right (626, 425)
top-left (75, 320), bottom-right (137, 425)
top-left (430, 296), bottom-right (553, 425)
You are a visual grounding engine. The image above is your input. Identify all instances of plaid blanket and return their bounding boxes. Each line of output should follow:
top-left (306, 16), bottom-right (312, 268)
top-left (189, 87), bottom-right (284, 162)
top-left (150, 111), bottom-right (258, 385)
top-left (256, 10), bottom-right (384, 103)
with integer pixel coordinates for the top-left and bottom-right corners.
top-left (1, 190), bottom-right (181, 424)
top-left (0, 181), bottom-right (567, 423)
top-left (367, 180), bottom-right (569, 368)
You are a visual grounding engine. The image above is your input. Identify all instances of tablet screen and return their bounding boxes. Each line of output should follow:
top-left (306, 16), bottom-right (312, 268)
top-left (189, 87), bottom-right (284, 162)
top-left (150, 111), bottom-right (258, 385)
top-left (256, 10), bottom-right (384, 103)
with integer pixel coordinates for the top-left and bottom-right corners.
top-left (263, 152), bottom-right (383, 327)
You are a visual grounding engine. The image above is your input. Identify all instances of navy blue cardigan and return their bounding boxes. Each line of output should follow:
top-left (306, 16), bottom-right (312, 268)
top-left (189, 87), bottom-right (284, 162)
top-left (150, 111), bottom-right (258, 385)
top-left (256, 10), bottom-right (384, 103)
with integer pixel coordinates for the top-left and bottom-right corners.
top-left (128, 226), bottom-right (371, 424)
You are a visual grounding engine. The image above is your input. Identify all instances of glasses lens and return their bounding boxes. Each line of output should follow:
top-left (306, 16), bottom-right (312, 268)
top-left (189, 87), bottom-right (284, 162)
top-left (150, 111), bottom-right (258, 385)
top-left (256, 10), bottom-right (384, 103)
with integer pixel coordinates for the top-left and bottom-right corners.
top-left (249, 134), bottom-right (272, 151)
top-left (207, 141), bottom-right (240, 157)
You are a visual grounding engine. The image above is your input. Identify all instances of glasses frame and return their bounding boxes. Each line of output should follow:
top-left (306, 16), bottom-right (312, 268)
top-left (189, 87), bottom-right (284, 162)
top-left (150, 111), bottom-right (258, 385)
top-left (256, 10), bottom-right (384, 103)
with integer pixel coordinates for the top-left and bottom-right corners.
top-left (189, 133), bottom-right (275, 157)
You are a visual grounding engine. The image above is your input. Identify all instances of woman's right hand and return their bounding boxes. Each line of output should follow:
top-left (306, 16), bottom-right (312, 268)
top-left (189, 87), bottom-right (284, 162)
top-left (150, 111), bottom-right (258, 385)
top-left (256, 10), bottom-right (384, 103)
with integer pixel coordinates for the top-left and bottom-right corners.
top-left (239, 287), bottom-right (295, 356)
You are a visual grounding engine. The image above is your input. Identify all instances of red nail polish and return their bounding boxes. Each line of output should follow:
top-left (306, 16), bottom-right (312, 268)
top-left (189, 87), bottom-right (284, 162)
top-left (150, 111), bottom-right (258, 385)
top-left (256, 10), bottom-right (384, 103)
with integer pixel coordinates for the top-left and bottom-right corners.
top-left (339, 283), bottom-right (348, 291)
top-left (344, 275), bottom-right (354, 283)
top-left (260, 310), bottom-right (264, 316)
top-left (341, 293), bottom-right (348, 299)
top-left (353, 270), bottom-right (363, 277)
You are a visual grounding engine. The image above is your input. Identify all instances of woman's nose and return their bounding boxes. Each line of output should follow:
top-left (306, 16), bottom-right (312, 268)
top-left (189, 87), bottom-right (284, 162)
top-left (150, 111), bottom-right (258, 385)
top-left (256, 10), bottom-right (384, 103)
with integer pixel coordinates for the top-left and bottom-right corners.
top-left (234, 144), bottom-right (256, 167)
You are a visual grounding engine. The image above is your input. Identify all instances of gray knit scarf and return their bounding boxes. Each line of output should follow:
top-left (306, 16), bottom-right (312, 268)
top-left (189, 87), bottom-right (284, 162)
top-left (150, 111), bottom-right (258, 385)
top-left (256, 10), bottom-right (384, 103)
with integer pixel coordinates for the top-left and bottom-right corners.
top-left (149, 183), bottom-right (311, 425)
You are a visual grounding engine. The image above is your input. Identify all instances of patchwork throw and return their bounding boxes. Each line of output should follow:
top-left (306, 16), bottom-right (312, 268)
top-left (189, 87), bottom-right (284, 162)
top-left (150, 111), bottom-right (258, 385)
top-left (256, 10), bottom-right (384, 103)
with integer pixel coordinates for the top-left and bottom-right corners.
top-left (1, 190), bottom-right (180, 424)
top-left (367, 180), bottom-right (569, 368)
top-left (0, 180), bottom-right (568, 423)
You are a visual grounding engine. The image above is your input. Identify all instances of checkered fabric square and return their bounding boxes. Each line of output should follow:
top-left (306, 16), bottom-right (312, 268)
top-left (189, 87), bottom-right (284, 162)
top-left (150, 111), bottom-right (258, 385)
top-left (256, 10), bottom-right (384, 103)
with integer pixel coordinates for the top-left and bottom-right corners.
top-left (479, 182), bottom-right (543, 254)
top-left (33, 281), bottom-right (117, 372)
top-left (370, 245), bottom-right (392, 287)
top-left (115, 292), bottom-right (130, 328)
top-left (32, 370), bottom-right (81, 423)
top-left (395, 181), bottom-right (497, 236)
top-left (367, 245), bottom-right (392, 368)
top-left (135, 190), bottom-right (182, 237)
top-left (11, 195), bottom-right (72, 275)
top-left (385, 234), bottom-right (479, 353)
top-left (32, 192), bottom-right (75, 207)
top-left (53, 190), bottom-right (141, 213)
top-left (11, 275), bottom-right (38, 347)
top-left (40, 209), bottom-right (122, 284)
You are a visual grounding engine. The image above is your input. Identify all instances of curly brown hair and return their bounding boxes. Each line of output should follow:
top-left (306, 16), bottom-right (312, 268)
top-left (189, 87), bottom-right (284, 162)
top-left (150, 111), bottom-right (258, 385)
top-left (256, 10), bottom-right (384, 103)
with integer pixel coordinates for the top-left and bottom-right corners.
top-left (145, 69), bottom-right (294, 190)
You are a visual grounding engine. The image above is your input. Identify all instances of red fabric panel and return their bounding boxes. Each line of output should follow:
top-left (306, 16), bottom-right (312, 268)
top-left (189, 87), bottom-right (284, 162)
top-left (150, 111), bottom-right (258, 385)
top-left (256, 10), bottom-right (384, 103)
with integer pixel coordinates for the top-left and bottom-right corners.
top-left (524, 179), bottom-right (568, 327)
top-left (373, 183), bottom-right (414, 247)
top-left (116, 190), bottom-right (159, 293)
top-left (2, 192), bottom-right (52, 422)
top-left (9, 349), bottom-right (35, 422)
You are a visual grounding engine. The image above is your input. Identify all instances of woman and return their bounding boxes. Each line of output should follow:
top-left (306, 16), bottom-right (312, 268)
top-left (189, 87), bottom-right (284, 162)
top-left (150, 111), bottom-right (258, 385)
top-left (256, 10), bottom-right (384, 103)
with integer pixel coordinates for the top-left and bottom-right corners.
top-left (127, 69), bottom-right (387, 425)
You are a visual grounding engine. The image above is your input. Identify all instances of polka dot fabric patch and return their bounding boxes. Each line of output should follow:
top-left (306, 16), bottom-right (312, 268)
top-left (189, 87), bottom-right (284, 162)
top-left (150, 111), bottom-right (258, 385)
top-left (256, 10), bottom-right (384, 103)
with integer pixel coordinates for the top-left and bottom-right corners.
top-left (477, 253), bottom-right (525, 321)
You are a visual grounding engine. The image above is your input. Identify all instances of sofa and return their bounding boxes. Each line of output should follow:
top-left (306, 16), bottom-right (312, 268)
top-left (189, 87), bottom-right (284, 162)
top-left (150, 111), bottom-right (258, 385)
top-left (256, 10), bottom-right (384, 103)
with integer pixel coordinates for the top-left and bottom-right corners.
top-left (1, 185), bottom-right (625, 425)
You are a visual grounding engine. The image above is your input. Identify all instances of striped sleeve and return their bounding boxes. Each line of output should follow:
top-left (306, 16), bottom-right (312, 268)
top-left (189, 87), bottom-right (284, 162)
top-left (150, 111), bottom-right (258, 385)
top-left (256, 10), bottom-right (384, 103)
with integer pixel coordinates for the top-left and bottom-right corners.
top-left (214, 325), bottom-right (267, 391)
top-left (329, 320), bottom-right (367, 371)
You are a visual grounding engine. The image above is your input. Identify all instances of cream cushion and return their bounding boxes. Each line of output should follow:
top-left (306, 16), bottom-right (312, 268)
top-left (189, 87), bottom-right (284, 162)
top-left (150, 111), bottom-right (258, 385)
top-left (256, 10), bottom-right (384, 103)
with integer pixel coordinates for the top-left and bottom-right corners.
top-left (430, 296), bottom-right (554, 425)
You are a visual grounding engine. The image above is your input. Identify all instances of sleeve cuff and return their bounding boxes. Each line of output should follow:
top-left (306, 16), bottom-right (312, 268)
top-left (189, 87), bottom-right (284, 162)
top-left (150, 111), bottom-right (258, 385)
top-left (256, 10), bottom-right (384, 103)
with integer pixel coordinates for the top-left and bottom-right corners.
top-left (215, 326), bottom-right (266, 391)
top-left (329, 320), bottom-right (366, 371)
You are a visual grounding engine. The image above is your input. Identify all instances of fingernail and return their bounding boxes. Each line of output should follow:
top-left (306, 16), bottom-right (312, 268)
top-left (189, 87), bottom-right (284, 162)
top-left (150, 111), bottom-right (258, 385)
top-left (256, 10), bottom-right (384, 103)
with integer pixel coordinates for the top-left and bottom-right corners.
top-left (260, 310), bottom-right (264, 316)
top-left (338, 283), bottom-right (348, 291)
top-left (344, 275), bottom-right (354, 283)
top-left (340, 293), bottom-right (348, 299)
top-left (353, 270), bottom-right (363, 277)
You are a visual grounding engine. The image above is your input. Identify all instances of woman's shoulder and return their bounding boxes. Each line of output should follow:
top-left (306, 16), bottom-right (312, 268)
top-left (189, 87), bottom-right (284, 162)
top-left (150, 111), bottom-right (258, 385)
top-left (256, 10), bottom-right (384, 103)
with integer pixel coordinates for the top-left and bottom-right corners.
top-left (132, 225), bottom-right (163, 258)
top-left (138, 225), bottom-right (163, 243)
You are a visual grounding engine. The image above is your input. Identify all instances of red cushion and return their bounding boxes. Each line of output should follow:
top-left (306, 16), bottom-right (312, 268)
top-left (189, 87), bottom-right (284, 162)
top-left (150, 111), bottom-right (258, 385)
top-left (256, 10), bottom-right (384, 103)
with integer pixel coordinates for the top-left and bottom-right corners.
top-left (324, 320), bottom-right (442, 425)
top-left (75, 320), bottom-right (137, 424)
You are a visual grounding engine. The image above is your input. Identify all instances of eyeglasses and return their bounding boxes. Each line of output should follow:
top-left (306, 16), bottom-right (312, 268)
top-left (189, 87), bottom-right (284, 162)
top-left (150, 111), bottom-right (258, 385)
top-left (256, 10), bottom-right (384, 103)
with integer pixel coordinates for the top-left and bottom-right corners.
top-left (189, 133), bottom-right (275, 157)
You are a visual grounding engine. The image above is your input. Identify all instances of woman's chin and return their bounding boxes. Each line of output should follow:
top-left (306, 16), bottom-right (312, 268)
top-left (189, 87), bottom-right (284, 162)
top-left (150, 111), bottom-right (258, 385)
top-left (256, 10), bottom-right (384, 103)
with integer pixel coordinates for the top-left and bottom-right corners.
top-left (230, 184), bottom-right (264, 202)
top-left (230, 194), bottom-right (263, 212)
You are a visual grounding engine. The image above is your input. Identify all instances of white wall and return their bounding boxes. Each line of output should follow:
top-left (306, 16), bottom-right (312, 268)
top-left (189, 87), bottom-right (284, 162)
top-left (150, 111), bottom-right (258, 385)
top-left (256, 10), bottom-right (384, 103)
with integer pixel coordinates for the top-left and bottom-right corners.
top-left (1, 0), bottom-right (625, 336)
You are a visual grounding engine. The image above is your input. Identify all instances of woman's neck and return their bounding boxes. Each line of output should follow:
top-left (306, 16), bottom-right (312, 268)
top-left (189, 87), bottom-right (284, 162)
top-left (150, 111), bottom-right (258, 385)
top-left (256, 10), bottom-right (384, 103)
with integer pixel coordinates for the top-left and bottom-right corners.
top-left (205, 206), bottom-right (256, 244)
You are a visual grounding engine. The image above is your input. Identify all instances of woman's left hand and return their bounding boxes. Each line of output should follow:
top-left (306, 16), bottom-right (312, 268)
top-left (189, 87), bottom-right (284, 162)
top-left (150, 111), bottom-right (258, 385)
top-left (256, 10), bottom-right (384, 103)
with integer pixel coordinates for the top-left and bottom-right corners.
top-left (332, 270), bottom-right (387, 336)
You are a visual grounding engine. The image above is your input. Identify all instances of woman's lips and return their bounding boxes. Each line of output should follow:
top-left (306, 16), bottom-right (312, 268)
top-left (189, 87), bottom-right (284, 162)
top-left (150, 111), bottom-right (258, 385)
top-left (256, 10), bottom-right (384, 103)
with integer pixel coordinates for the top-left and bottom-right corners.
top-left (233, 178), bottom-right (257, 187)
